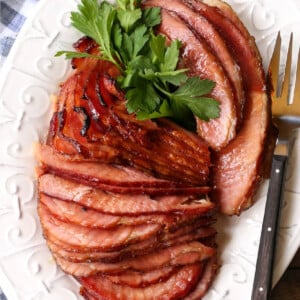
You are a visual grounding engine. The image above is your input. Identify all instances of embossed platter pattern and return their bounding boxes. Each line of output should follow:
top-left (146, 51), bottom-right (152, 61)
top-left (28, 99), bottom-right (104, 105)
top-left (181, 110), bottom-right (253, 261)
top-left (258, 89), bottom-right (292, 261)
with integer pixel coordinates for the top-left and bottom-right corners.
top-left (0, 0), bottom-right (299, 299)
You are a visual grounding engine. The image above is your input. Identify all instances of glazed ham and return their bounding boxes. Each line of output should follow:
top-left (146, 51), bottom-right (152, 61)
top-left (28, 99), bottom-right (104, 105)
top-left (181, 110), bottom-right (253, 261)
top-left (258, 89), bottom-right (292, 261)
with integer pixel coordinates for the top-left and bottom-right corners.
top-left (38, 204), bottom-right (163, 252)
top-left (36, 0), bottom-right (274, 299)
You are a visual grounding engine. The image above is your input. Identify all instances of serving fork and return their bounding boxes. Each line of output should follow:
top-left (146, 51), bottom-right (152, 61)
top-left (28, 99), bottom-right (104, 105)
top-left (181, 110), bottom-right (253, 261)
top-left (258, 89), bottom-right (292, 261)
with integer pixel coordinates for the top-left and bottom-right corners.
top-left (251, 32), bottom-right (300, 300)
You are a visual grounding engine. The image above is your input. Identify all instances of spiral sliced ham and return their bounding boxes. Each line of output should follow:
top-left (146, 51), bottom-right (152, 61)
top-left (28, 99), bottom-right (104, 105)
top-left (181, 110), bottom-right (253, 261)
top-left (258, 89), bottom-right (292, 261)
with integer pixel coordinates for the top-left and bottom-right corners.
top-left (47, 224), bottom-right (216, 264)
top-left (36, 0), bottom-right (274, 298)
top-left (38, 204), bottom-right (163, 252)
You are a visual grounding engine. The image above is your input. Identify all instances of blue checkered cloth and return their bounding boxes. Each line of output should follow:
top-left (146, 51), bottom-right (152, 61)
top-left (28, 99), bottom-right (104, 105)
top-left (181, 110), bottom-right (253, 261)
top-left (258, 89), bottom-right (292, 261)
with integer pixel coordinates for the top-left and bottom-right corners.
top-left (0, 0), bottom-right (39, 69)
top-left (0, 1), bottom-right (39, 297)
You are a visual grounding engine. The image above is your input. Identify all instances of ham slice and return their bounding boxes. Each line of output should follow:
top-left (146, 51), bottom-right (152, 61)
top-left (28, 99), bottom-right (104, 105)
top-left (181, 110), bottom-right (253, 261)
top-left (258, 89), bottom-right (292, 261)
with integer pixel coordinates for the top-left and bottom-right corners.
top-left (40, 195), bottom-right (124, 229)
top-left (36, 144), bottom-right (211, 196)
top-left (40, 195), bottom-right (192, 229)
top-left (105, 267), bottom-right (178, 288)
top-left (80, 288), bottom-right (98, 300)
top-left (79, 264), bottom-right (203, 300)
top-left (38, 203), bottom-right (164, 252)
top-left (47, 224), bottom-right (216, 264)
top-left (38, 174), bottom-right (215, 216)
top-left (52, 240), bottom-right (214, 277)
top-left (201, 0), bottom-right (255, 42)
top-left (154, 9), bottom-right (237, 150)
top-left (184, 256), bottom-right (218, 300)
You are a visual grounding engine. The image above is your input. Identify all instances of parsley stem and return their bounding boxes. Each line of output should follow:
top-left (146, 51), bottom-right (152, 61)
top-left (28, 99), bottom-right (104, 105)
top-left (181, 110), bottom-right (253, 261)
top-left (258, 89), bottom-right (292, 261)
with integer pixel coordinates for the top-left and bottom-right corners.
top-left (153, 81), bottom-right (172, 98)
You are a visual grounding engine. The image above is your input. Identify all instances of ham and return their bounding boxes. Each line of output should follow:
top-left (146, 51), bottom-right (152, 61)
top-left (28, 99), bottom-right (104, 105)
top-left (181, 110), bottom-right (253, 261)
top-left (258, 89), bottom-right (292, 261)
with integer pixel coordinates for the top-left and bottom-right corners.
top-left (186, 0), bottom-right (265, 92)
top-left (184, 256), bottom-right (218, 300)
top-left (35, 0), bottom-right (275, 298)
top-left (201, 0), bottom-right (255, 41)
top-left (80, 288), bottom-right (98, 300)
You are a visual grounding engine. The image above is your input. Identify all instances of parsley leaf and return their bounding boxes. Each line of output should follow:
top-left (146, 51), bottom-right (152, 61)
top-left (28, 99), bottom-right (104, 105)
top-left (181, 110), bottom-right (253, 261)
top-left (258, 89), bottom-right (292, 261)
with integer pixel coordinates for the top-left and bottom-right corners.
top-left (56, 0), bottom-right (220, 128)
top-left (187, 97), bottom-right (220, 121)
top-left (126, 79), bottom-right (160, 115)
top-left (171, 77), bottom-right (219, 121)
top-left (70, 0), bottom-right (121, 69)
top-left (117, 6), bottom-right (142, 33)
top-left (142, 7), bottom-right (161, 28)
top-left (173, 77), bottom-right (216, 97)
top-left (161, 39), bottom-right (181, 72)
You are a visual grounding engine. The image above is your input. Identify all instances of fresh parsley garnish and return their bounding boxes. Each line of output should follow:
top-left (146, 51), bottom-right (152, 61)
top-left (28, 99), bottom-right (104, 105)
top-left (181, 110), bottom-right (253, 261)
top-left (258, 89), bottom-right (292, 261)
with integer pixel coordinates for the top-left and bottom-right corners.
top-left (56, 0), bottom-right (220, 126)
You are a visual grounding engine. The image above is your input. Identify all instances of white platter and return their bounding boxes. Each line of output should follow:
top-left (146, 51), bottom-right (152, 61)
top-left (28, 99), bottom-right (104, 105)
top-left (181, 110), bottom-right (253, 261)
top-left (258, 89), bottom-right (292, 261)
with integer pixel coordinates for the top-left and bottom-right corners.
top-left (0, 0), bottom-right (299, 299)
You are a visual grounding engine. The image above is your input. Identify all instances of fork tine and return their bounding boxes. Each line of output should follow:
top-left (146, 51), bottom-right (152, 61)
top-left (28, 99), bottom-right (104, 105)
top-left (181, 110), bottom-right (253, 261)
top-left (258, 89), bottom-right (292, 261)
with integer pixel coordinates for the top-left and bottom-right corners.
top-left (268, 32), bottom-right (281, 98)
top-left (292, 47), bottom-right (300, 115)
top-left (280, 33), bottom-right (293, 103)
top-left (268, 32), bottom-right (300, 117)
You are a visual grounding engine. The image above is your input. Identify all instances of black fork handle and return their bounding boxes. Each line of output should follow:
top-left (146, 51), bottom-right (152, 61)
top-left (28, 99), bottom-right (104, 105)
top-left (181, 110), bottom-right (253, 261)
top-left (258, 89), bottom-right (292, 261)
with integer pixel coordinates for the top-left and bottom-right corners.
top-left (251, 155), bottom-right (287, 300)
